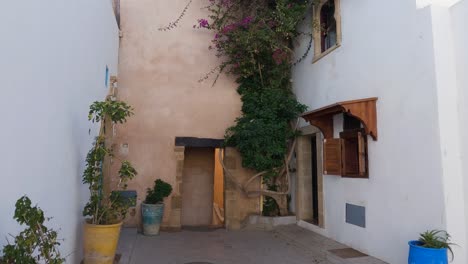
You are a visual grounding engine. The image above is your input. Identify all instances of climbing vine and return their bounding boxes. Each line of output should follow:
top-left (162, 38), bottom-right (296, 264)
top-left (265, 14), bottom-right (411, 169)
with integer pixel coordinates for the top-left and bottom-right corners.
top-left (166, 0), bottom-right (316, 215)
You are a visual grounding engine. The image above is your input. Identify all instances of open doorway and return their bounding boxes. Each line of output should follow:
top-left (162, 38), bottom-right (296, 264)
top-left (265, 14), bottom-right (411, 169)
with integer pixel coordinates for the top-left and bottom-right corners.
top-left (180, 147), bottom-right (224, 228)
top-left (296, 129), bottom-right (324, 228)
top-left (310, 135), bottom-right (319, 225)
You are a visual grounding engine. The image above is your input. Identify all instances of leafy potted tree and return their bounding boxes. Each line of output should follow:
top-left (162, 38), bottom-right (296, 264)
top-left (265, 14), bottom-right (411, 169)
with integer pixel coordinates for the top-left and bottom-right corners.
top-left (141, 179), bottom-right (173, 235)
top-left (408, 230), bottom-right (454, 264)
top-left (82, 98), bottom-right (137, 264)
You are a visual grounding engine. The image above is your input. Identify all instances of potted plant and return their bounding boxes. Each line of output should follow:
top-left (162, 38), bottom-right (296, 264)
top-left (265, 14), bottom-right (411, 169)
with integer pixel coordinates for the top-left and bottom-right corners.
top-left (408, 230), bottom-right (454, 264)
top-left (141, 179), bottom-right (173, 235)
top-left (82, 98), bottom-right (137, 264)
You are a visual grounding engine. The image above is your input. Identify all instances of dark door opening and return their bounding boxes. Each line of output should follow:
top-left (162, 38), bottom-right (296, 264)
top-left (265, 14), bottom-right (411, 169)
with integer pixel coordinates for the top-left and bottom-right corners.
top-left (311, 135), bottom-right (319, 225)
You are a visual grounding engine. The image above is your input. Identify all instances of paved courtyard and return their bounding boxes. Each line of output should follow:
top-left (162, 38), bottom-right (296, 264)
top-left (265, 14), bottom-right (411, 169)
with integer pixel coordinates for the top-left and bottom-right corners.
top-left (117, 225), bottom-right (386, 264)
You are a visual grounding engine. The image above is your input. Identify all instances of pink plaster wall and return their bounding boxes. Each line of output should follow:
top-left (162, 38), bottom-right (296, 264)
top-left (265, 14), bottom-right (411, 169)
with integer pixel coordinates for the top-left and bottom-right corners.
top-left (111, 0), bottom-right (241, 227)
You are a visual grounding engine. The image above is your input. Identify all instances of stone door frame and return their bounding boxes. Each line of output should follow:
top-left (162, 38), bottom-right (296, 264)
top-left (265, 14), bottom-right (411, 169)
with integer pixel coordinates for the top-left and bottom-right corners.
top-left (168, 137), bottom-right (224, 230)
top-left (295, 126), bottom-right (325, 228)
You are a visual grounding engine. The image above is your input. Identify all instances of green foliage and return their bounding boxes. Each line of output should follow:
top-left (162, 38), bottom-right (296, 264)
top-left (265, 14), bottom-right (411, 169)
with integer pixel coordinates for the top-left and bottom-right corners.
top-left (225, 86), bottom-right (306, 172)
top-left (82, 98), bottom-right (138, 225)
top-left (88, 100), bottom-right (133, 124)
top-left (419, 230), bottom-right (455, 260)
top-left (145, 179), bottom-right (173, 204)
top-left (1, 196), bottom-right (64, 264)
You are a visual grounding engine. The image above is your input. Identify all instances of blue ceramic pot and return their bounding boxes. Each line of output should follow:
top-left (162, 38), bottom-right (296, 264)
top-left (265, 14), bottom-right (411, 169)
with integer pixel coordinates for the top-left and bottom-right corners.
top-left (408, 240), bottom-right (448, 264)
top-left (141, 203), bottom-right (164, 236)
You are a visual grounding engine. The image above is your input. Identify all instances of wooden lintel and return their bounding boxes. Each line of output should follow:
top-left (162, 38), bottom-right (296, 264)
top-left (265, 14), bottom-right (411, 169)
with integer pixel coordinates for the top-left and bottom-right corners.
top-left (301, 97), bottom-right (378, 140)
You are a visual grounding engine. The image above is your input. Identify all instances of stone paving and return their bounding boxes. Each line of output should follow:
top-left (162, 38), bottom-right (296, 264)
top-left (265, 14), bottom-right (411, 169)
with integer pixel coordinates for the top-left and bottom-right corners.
top-left (117, 225), bottom-right (387, 264)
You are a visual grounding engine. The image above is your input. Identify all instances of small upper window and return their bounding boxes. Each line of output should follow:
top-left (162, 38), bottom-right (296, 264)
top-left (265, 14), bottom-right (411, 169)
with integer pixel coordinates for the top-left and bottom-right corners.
top-left (313, 0), bottom-right (341, 62)
top-left (320, 1), bottom-right (337, 52)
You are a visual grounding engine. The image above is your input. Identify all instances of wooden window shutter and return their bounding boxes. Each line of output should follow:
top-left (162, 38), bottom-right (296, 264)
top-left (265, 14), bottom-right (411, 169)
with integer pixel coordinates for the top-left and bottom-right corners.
top-left (341, 135), bottom-right (358, 177)
top-left (340, 130), bottom-right (368, 178)
top-left (357, 131), bottom-right (368, 177)
top-left (323, 138), bottom-right (342, 175)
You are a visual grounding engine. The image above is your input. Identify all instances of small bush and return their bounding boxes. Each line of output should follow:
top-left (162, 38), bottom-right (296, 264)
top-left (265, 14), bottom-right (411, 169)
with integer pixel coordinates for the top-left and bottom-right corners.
top-left (144, 179), bottom-right (173, 204)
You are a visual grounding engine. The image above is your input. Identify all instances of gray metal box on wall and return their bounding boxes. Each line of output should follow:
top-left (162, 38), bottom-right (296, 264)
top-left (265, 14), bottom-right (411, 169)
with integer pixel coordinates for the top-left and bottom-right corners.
top-left (345, 203), bottom-right (366, 228)
top-left (115, 190), bottom-right (137, 206)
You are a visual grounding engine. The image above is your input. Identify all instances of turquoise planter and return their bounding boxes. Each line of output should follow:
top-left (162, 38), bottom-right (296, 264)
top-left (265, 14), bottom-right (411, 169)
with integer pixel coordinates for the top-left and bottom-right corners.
top-left (142, 203), bottom-right (164, 236)
top-left (408, 241), bottom-right (448, 264)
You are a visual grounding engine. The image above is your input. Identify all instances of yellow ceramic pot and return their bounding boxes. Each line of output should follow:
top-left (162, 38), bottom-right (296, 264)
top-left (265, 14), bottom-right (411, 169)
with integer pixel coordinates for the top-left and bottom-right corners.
top-left (83, 221), bottom-right (122, 264)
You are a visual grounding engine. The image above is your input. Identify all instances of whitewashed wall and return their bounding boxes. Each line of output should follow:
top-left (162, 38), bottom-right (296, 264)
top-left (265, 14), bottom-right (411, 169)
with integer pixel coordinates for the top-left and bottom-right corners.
top-left (451, 0), bottom-right (468, 261)
top-left (292, 1), bottom-right (460, 263)
top-left (430, 3), bottom-right (467, 263)
top-left (0, 1), bottom-right (119, 262)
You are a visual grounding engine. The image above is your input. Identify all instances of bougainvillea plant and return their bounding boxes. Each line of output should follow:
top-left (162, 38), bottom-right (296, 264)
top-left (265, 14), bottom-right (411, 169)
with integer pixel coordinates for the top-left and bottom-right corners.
top-left (162, 0), bottom-right (316, 216)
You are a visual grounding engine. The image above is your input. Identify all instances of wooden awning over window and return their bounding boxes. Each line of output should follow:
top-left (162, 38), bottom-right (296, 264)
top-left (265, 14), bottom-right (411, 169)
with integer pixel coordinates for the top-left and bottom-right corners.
top-left (302, 98), bottom-right (378, 141)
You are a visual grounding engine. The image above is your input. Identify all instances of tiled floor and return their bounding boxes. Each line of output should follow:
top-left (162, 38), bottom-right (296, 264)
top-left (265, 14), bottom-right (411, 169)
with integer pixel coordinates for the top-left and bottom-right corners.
top-left (117, 225), bottom-right (387, 264)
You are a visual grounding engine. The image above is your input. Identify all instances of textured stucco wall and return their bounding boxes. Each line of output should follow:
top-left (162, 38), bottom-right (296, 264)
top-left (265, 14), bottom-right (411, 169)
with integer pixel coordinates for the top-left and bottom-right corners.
top-left (113, 0), bottom-right (241, 228)
top-left (0, 1), bottom-right (119, 262)
top-left (292, 1), bottom-right (449, 263)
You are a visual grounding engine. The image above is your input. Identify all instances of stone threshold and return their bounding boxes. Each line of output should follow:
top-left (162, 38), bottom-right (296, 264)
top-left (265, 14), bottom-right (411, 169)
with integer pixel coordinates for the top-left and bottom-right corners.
top-left (246, 214), bottom-right (297, 230)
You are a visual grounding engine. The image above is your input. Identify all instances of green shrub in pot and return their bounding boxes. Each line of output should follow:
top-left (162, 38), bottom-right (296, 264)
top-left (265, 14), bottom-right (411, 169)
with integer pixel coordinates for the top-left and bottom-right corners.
top-left (141, 179), bottom-right (172, 235)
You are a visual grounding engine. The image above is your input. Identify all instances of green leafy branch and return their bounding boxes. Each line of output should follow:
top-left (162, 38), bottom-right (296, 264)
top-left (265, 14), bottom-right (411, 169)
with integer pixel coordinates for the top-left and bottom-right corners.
top-left (2, 196), bottom-right (65, 264)
top-left (419, 230), bottom-right (456, 260)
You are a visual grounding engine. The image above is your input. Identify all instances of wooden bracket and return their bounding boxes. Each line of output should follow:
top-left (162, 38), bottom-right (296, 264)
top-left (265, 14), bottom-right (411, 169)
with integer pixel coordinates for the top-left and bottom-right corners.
top-left (302, 97), bottom-right (378, 141)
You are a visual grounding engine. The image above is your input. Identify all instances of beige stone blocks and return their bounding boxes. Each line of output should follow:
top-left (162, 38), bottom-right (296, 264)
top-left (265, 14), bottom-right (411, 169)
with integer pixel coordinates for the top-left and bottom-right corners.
top-left (171, 195), bottom-right (182, 209)
top-left (224, 148), bottom-right (261, 230)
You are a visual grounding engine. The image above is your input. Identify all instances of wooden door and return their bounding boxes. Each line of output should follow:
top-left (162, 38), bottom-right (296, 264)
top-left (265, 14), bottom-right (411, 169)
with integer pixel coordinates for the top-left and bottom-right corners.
top-left (181, 148), bottom-right (214, 226)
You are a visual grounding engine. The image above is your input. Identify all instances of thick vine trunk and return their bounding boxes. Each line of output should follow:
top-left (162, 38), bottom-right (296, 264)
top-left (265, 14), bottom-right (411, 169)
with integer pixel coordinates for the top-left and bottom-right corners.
top-left (274, 173), bottom-right (290, 216)
top-left (275, 195), bottom-right (289, 216)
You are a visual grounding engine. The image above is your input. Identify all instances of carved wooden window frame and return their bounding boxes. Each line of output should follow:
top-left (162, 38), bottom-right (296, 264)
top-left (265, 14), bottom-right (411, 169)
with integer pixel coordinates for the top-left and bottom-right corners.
top-left (312, 0), bottom-right (342, 63)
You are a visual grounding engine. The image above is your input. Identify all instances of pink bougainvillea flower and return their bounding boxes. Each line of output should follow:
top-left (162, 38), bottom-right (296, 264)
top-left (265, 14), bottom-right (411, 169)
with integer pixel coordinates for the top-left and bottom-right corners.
top-left (240, 16), bottom-right (253, 27)
top-left (221, 0), bottom-right (232, 8)
top-left (222, 23), bottom-right (238, 34)
top-left (197, 18), bottom-right (209, 28)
